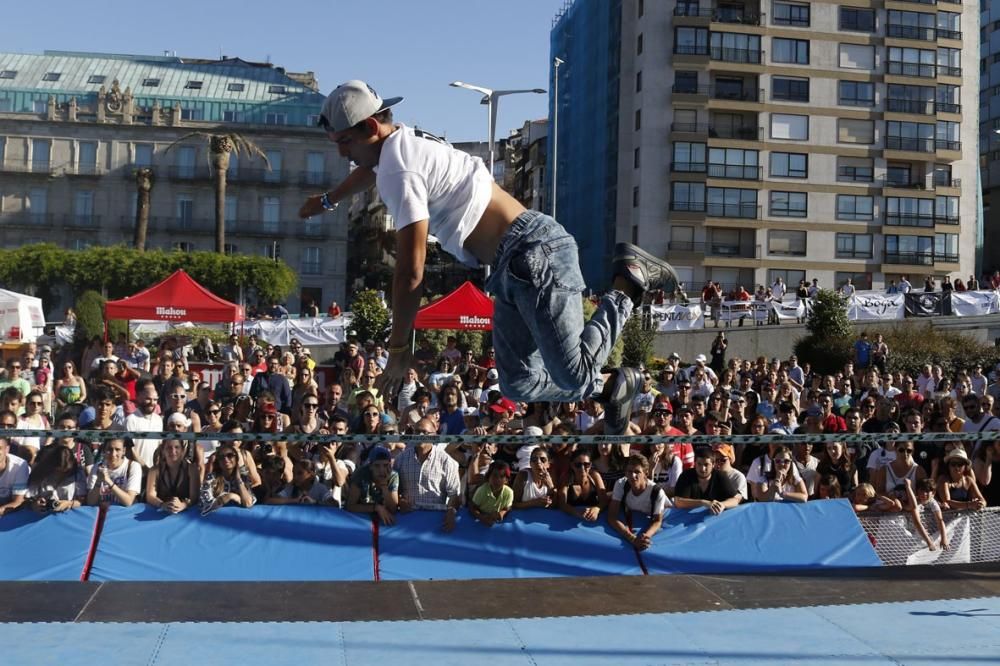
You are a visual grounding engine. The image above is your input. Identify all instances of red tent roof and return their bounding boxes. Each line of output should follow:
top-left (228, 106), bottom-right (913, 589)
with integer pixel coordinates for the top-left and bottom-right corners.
top-left (413, 281), bottom-right (493, 330)
top-left (104, 269), bottom-right (244, 322)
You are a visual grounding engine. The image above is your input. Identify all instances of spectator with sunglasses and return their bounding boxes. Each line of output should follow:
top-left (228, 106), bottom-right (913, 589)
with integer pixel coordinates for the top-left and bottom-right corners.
top-left (874, 438), bottom-right (926, 498)
top-left (199, 442), bottom-right (256, 512)
top-left (512, 447), bottom-right (555, 509)
top-left (557, 449), bottom-right (606, 522)
top-left (753, 445), bottom-right (808, 503)
top-left (936, 448), bottom-right (986, 511)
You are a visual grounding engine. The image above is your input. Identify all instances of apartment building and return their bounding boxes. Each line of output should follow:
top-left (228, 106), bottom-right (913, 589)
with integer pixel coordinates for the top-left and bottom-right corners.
top-left (0, 50), bottom-right (348, 315)
top-left (555, 0), bottom-right (979, 293)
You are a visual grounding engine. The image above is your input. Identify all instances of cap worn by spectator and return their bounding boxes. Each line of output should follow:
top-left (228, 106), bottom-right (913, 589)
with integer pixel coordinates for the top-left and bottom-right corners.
top-left (652, 398), bottom-right (673, 414)
top-left (676, 405), bottom-right (693, 416)
top-left (944, 448), bottom-right (970, 464)
top-left (368, 447), bottom-right (392, 463)
top-left (713, 443), bottom-right (736, 463)
top-left (486, 368), bottom-right (500, 382)
top-left (462, 407), bottom-right (479, 416)
top-left (524, 426), bottom-right (544, 437)
top-left (695, 354), bottom-right (707, 364)
top-left (166, 413), bottom-right (191, 428)
top-left (259, 402), bottom-right (278, 415)
top-left (669, 352), bottom-right (681, 360)
top-left (806, 404), bottom-right (823, 418)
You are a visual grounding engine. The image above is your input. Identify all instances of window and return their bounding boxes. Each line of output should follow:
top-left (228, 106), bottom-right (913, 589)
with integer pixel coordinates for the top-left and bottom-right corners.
top-left (936, 120), bottom-right (960, 150)
top-left (0, 98), bottom-right (10, 112)
top-left (937, 12), bottom-right (961, 40)
top-left (933, 164), bottom-right (954, 187)
top-left (707, 187), bottom-right (757, 218)
top-left (42, 72), bottom-right (61, 82)
top-left (838, 119), bottom-right (874, 144)
top-left (935, 233), bottom-right (959, 262)
top-left (264, 150), bottom-right (282, 182)
top-left (264, 112), bottom-right (287, 125)
top-left (886, 197), bottom-right (934, 227)
top-left (886, 121), bottom-right (935, 152)
top-left (936, 84), bottom-right (960, 114)
top-left (74, 191), bottom-right (94, 225)
top-left (837, 157), bottom-right (874, 183)
top-left (837, 195), bottom-right (874, 221)
top-left (768, 230), bottom-right (807, 256)
top-left (33, 99), bottom-right (47, 114)
top-left (185, 80), bottom-right (203, 90)
top-left (222, 110), bottom-right (243, 122)
top-left (772, 77), bottom-right (809, 102)
top-left (634, 147), bottom-right (641, 168)
top-left (674, 27), bottom-right (709, 55)
top-left (839, 44), bottom-right (875, 70)
top-left (772, 1), bottom-right (809, 26)
top-left (78, 141), bottom-right (98, 174)
top-left (938, 48), bottom-right (961, 77)
top-left (770, 191), bottom-right (807, 217)
top-left (636, 70), bottom-right (642, 92)
top-left (225, 195), bottom-right (237, 231)
top-left (673, 71), bottom-right (699, 94)
top-left (264, 242), bottom-right (281, 260)
top-left (634, 109), bottom-right (641, 131)
top-left (708, 148), bottom-right (759, 179)
top-left (885, 164), bottom-right (913, 187)
top-left (302, 247), bottom-right (322, 275)
top-left (173, 242), bottom-right (194, 253)
top-left (836, 271), bottom-right (873, 290)
top-left (133, 143), bottom-right (154, 168)
top-left (672, 142), bottom-right (707, 171)
top-left (0, 70), bottom-right (16, 79)
top-left (27, 188), bottom-right (48, 222)
top-left (888, 47), bottom-right (936, 78)
top-left (710, 32), bottom-right (761, 63)
top-left (176, 146), bottom-right (196, 178)
top-left (887, 10), bottom-right (936, 41)
top-left (935, 196), bottom-right (959, 224)
top-left (305, 152), bottom-right (326, 186)
top-left (87, 75), bottom-right (106, 85)
top-left (637, 33), bottom-right (643, 55)
top-left (772, 38), bottom-right (809, 65)
top-left (224, 243), bottom-right (238, 255)
top-left (180, 108), bottom-right (204, 121)
top-left (227, 82), bottom-right (246, 92)
top-left (633, 186), bottom-right (640, 207)
top-left (770, 269), bottom-right (806, 288)
top-left (268, 85), bottom-right (287, 94)
top-left (771, 114), bottom-right (808, 140)
top-left (176, 196), bottom-right (194, 225)
top-left (770, 152), bottom-right (807, 178)
top-left (261, 196), bottom-right (281, 232)
top-left (670, 225), bottom-right (694, 251)
top-left (839, 81), bottom-right (875, 107)
top-left (142, 78), bottom-right (161, 87)
top-left (836, 233), bottom-right (873, 259)
top-left (31, 139), bottom-right (51, 171)
top-left (886, 235), bottom-right (933, 264)
top-left (887, 84), bottom-right (935, 114)
top-left (671, 182), bottom-right (706, 212)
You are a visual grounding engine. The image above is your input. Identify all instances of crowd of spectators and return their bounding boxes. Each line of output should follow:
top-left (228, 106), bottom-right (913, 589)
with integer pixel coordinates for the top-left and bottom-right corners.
top-left (0, 330), bottom-right (998, 552)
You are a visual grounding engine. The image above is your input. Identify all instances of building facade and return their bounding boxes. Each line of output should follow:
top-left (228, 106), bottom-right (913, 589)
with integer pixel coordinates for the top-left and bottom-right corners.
top-left (504, 119), bottom-right (549, 212)
top-left (556, 0), bottom-right (980, 293)
top-left (981, 0), bottom-right (1000, 271)
top-left (0, 50), bottom-right (348, 316)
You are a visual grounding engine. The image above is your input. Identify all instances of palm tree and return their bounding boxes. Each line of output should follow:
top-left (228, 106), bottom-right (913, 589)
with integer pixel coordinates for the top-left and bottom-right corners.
top-left (166, 133), bottom-right (269, 254)
top-left (133, 167), bottom-right (154, 251)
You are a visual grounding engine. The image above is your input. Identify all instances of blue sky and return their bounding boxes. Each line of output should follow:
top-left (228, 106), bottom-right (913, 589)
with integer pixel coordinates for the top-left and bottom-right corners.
top-left (5, 0), bottom-right (565, 141)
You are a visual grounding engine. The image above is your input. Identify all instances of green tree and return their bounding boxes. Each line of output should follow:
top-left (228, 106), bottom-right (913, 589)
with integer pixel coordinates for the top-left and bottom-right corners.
top-left (621, 315), bottom-right (655, 369)
top-left (350, 289), bottom-right (390, 345)
top-left (166, 133), bottom-right (269, 254)
top-left (73, 290), bottom-right (126, 346)
top-left (794, 289), bottom-right (854, 375)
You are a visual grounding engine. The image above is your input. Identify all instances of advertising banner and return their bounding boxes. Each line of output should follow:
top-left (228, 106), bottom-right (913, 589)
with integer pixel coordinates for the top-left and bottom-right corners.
top-left (649, 303), bottom-right (705, 331)
top-left (847, 292), bottom-right (906, 321)
top-left (951, 290), bottom-right (1000, 317)
top-left (770, 299), bottom-right (806, 321)
top-left (905, 292), bottom-right (951, 317)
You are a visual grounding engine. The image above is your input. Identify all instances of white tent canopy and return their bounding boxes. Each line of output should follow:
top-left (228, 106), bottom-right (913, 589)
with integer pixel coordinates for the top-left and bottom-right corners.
top-left (0, 288), bottom-right (46, 343)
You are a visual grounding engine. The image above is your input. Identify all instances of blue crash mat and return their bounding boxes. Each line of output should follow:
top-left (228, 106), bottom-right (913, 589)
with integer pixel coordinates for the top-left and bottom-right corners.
top-left (377, 509), bottom-right (643, 580)
top-left (88, 505), bottom-right (375, 581)
top-left (636, 499), bottom-right (882, 575)
top-left (0, 507), bottom-right (98, 581)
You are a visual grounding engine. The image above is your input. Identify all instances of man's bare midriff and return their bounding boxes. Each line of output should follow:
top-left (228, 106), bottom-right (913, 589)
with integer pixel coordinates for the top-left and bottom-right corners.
top-left (463, 183), bottom-right (528, 266)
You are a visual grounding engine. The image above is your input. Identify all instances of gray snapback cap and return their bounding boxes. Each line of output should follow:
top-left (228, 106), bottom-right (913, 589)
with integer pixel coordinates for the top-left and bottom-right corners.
top-left (319, 79), bottom-right (403, 132)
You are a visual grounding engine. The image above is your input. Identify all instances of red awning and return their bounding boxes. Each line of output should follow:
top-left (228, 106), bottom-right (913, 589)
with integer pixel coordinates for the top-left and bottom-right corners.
top-left (413, 281), bottom-right (493, 330)
top-left (104, 269), bottom-right (244, 322)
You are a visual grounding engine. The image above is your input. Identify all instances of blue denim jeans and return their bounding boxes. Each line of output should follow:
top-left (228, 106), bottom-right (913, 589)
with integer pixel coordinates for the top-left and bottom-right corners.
top-left (485, 210), bottom-right (632, 402)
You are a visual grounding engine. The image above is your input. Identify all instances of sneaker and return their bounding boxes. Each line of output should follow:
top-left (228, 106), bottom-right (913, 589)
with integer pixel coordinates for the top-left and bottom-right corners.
top-left (601, 367), bottom-right (642, 435)
top-left (612, 242), bottom-right (680, 306)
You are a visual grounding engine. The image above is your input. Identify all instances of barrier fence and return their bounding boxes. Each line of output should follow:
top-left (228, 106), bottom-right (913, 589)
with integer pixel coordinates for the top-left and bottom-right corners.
top-left (859, 508), bottom-right (1000, 567)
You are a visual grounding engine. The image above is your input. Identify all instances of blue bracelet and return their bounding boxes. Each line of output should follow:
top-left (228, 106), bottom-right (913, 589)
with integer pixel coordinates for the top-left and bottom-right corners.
top-left (320, 192), bottom-right (337, 211)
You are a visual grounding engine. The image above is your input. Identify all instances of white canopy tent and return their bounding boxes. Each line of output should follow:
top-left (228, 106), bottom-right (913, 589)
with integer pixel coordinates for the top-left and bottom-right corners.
top-left (0, 288), bottom-right (46, 343)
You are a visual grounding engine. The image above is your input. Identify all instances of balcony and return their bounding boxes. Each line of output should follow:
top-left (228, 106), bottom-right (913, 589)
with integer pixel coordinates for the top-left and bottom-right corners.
top-left (885, 136), bottom-right (935, 153)
top-left (707, 202), bottom-right (760, 219)
top-left (712, 8), bottom-right (762, 25)
top-left (674, 44), bottom-right (710, 56)
top-left (297, 223), bottom-right (330, 240)
top-left (671, 84), bottom-right (709, 96)
top-left (120, 164), bottom-right (153, 179)
top-left (710, 46), bottom-right (762, 64)
top-left (707, 163), bottom-right (762, 180)
top-left (709, 85), bottom-right (761, 102)
top-left (237, 168), bottom-right (285, 185)
top-left (886, 61), bottom-right (936, 78)
top-left (670, 123), bottom-right (710, 134)
top-left (667, 241), bottom-right (758, 258)
top-left (298, 171), bottom-right (330, 188)
top-left (937, 65), bottom-right (961, 77)
top-left (937, 28), bottom-right (961, 40)
top-left (838, 167), bottom-right (875, 183)
top-left (886, 98), bottom-right (935, 115)
top-left (0, 161), bottom-right (55, 175)
top-left (935, 139), bottom-right (961, 151)
top-left (933, 175), bottom-right (961, 188)
top-left (67, 164), bottom-right (105, 177)
top-left (0, 212), bottom-right (57, 228)
top-left (63, 214), bottom-right (102, 229)
top-left (167, 165), bottom-right (212, 181)
top-left (671, 161), bottom-right (707, 173)
top-left (159, 216), bottom-right (215, 234)
top-left (884, 251), bottom-right (957, 265)
top-left (886, 24), bottom-right (936, 41)
top-left (884, 213), bottom-right (960, 228)
top-left (670, 201), bottom-right (707, 213)
top-left (709, 125), bottom-right (760, 140)
top-left (936, 101), bottom-right (961, 114)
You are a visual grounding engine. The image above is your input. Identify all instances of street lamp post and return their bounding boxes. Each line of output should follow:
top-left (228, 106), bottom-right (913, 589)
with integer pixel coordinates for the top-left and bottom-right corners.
top-left (552, 57), bottom-right (564, 219)
top-left (448, 81), bottom-right (546, 183)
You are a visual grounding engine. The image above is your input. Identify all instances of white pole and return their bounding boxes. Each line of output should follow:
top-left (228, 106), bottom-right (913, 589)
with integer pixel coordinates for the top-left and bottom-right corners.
top-left (552, 57), bottom-right (563, 219)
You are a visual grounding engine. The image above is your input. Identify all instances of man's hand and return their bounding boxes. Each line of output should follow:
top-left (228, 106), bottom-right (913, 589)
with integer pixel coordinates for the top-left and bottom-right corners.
top-left (376, 350), bottom-right (411, 404)
top-left (442, 508), bottom-right (457, 532)
top-left (708, 500), bottom-right (724, 515)
top-left (398, 496), bottom-right (414, 513)
top-left (375, 504), bottom-right (395, 526)
top-left (634, 533), bottom-right (652, 550)
top-left (299, 195), bottom-right (326, 219)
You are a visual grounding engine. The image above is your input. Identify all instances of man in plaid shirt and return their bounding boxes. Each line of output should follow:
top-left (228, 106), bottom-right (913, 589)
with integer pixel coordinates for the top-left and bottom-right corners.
top-left (395, 418), bottom-right (462, 531)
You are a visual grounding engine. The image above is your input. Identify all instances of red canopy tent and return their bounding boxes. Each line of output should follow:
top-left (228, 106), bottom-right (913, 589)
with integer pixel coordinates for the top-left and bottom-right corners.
top-left (104, 269), bottom-right (244, 323)
top-left (413, 281), bottom-right (493, 330)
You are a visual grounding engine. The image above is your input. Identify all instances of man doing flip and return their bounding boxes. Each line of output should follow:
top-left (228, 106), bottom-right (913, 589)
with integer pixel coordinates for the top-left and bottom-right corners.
top-left (300, 80), bottom-right (678, 434)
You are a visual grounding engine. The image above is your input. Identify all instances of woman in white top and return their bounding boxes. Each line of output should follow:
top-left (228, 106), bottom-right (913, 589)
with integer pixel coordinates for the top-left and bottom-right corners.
top-left (875, 441), bottom-right (926, 497)
top-left (754, 445), bottom-right (808, 503)
top-left (512, 447), bottom-right (555, 509)
top-left (16, 390), bottom-right (50, 457)
top-left (607, 454), bottom-right (671, 551)
top-left (648, 443), bottom-right (683, 496)
top-left (86, 438), bottom-right (142, 507)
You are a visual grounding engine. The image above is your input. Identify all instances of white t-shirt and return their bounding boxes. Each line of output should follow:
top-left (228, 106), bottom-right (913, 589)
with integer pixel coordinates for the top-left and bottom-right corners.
top-left (125, 411), bottom-right (164, 467)
top-left (612, 477), bottom-right (672, 516)
top-left (87, 459), bottom-right (142, 504)
top-left (376, 124), bottom-right (493, 267)
top-left (0, 454), bottom-right (29, 502)
top-left (652, 455), bottom-right (684, 493)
